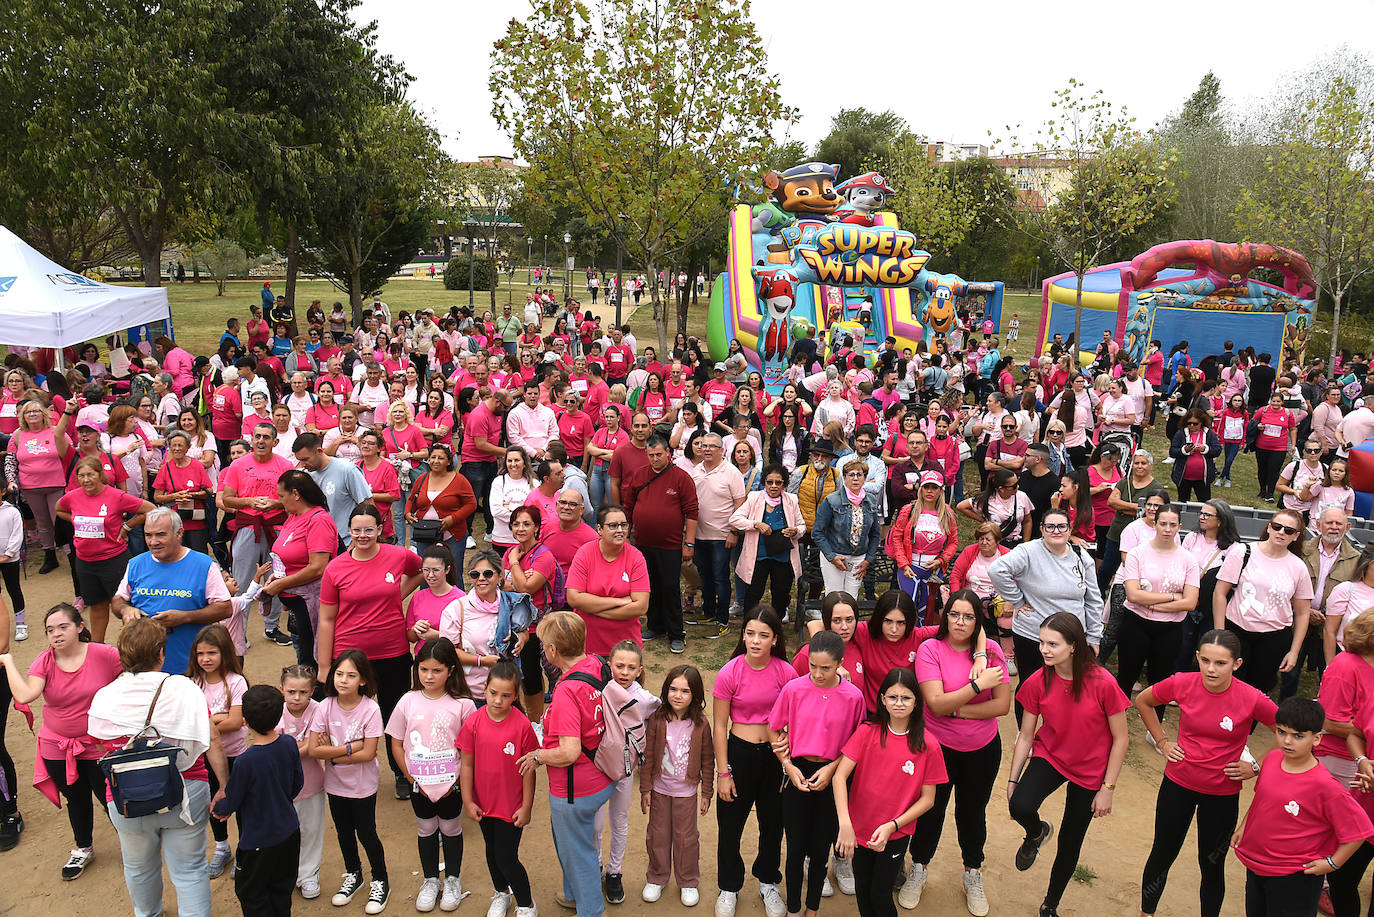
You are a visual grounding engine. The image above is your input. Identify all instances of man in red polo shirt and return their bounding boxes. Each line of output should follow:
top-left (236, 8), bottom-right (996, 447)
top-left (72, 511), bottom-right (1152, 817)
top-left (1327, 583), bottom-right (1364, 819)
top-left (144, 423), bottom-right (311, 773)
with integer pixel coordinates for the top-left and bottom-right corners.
top-left (219, 422), bottom-right (294, 645)
top-left (603, 327), bottom-right (634, 384)
top-left (621, 435), bottom-right (698, 654)
top-left (608, 412), bottom-right (652, 506)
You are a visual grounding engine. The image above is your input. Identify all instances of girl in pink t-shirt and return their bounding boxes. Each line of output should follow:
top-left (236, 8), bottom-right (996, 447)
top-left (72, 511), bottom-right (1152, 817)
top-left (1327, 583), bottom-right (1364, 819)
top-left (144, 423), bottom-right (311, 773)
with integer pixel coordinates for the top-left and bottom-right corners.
top-left (835, 668), bottom-right (950, 917)
top-left (1301, 457), bottom-right (1356, 520)
top-left (308, 650), bottom-right (387, 907)
top-left (187, 623), bottom-right (248, 873)
top-left (640, 664), bottom-right (713, 905)
top-left (1133, 630), bottom-right (1277, 917)
top-left (385, 638), bottom-right (476, 912)
top-left (1253, 394), bottom-right (1297, 502)
top-left (279, 665), bottom-right (327, 899)
top-left (1117, 505), bottom-right (1200, 701)
top-left (405, 546), bottom-right (464, 650)
top-left (457, 660), bottom-right (538, 915)
top-left (1008, 613), bottom-right (1130, 915)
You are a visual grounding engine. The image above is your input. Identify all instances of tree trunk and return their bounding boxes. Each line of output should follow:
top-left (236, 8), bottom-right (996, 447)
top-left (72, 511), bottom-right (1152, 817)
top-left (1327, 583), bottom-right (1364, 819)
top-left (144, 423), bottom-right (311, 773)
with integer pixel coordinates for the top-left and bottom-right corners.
top-left (285, 224), bottom-right (300, 313)
top-left (192, 261), bottom-right (200, 283)
top-left (676, 268), bottom-right (690, 337)
top-left (1330, 288), bottom-right (1343, 376)
top-left (140, 251), bottom-right (162, 287)
top-left (1073, 272), bottom-right (1085, 362)
top-left (646, 258), bottom-right (667, 353)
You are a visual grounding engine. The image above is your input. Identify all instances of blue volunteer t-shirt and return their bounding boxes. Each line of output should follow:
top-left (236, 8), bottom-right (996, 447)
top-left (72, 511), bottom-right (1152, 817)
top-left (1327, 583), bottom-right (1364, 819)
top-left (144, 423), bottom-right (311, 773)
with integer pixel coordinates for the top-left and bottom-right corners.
top-left (125, 549), bottom-right (216, 674)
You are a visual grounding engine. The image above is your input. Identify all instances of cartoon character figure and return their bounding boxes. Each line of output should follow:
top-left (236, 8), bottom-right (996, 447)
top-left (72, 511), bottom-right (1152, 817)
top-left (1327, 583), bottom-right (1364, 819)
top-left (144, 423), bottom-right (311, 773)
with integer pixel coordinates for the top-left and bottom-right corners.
top-left (1124, 305), bottom-right (1150, 364)
top-left (763, 162), bottom-right (842, 221)
top-left (918, 274), bottom-right (967, 344)
top-left (833, 172), bottom-right (895, 227)
top-left (757, 273), bottom-right (795, 363)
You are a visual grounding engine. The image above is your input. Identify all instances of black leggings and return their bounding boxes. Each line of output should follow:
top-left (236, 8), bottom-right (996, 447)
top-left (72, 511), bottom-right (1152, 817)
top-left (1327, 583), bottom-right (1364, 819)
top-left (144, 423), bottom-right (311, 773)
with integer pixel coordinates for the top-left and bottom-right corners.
top-left (908, 735), bottom-right (1002, 869)
top-left (42, 758), bottom-right (109, 848)
top-left (328, 793), bottom-right (388, 881)
top-left (411, 790), bottom-right (463, 880)
top-left (370, 653), bottom-right (414, 778)
top-left (280, 594), bottom-right (316, 671)
top-left (0, 560), bottom-right (23, 621)
top-left (1329, 840), bottom-right (1374, 917)
top-left (0, 673), bottom-right (14, 816)
top-left (1007, 757), bottom-right (1096, 909)
top-left (716, 734), bottom-right (784, 893)
top-left (480, 817), bottom-right (532, 907)
top-left (1225, 622), bottom-right (1293, 697)
top-left (853, 834), bottom-right (910, 917)
top-left (742, 559), bottom-right (796, 622)
top-left (1114, 612), bottom-right (1182, 708)
top-left (1255, 448), bottom-right (1286, 498)
top-left (206, 755), bottom-right (238, 843)
top-left (1140, 775), bottom-right (1238, 917)
top-left (1012, 632), bottom-right (1045, 724)
top-left (782, 758), bottom-right (838, 914)
top-left (1177, 478), bottom-right (1212, 504)
top-left (1245, 869), bottom-right (1323, 917)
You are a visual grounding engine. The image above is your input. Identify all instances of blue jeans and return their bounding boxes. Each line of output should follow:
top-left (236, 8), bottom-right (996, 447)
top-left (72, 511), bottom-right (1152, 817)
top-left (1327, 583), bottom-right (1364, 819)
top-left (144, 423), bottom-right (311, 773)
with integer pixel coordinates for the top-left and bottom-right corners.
top-left (504, 342), bottom-right (517, 356)
top-left (1221, 442), bottom-right (1242, 479)
top-left (695, 539), bottom-right (731, 624)
top-left (109, 778), bottom-right (212, 917)
top-left (461, 460), bottom-right (498, 533)
top-left (589, 463), bottom-right (610, 513)
top-left (549, 780), bottom-right (618, 917)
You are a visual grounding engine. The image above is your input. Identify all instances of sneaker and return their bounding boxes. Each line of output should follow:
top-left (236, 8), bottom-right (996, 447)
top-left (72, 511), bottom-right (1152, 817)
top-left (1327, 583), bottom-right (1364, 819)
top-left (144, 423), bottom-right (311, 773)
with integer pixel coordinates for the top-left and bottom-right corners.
top-left (265, 627), bottom-right (293, 646)
top-left (715, 890), bottom-right (738, 917)
top-left (642, 883), bottom-right (663, 903)
top-left (515, 908), bottom-right (538, 917)
top-left (334, 872), bottom-right (363, 906)
top-left (1006, 657), bottom-right (1018, 677)
top-left (486, 890), bottom-right (513, 917)
top-left (729, 603), bottom-right (743, 618)
top-left (1145, 731), bottom-right (1163, 755)
top-left (441, 876), bottom-right (464, 912)
top-left (417, 877), bottom-right (442, 912)
top-left (1241, 745), bottom-right (1258, 772)
top-left (670, 638), bottom-right (686, 654)
top-left (208, 843), bottom-right (233, 878)
top-left (553, 892), bottom-right (576, 910)
top-left (898, 863), bottom-right (928, 909)
top-left (1162, 456), bottom-right (1175, 465)
top-left (821, 875), bottom-right (834, 897)
top-left (706, 623), bottom-right (731, 640)
top-left (834, 852), bottom-right (855, 895)
top-left (681, 887), bottom-right (699, 907)
top-left (688, 613), bottom-right (717, 626)
top-left (759, 882), bottom-right (786, 917)
top-left (1224, 478), bottom-right (1233, 488)
top-left (1015, 820), bottom-right (1053, 871)
top-left (963, 868), bottom-right (989, 917)
top-left (301, 879), bottom-right (321, 899)
top-left (365, 879), bottom-right (390, 914)
top-left (466, 536), bottom-right (477, 549)
top-left (395, 775), bottom-right (412, 800)
top-left (61, 847), bottom-right (93, 880)
top-left (640, 628), bottom-right (666, 642)
top-left (14, 623), bottom-right (26, 642)
top-left (604, 872), bottom-right (626, 904)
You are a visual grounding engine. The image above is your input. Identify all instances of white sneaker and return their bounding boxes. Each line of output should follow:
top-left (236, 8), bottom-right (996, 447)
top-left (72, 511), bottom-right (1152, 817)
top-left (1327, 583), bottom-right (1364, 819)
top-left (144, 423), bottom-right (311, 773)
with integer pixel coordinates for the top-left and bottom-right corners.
top-left (14, 623), bottom-right (27, 641)
top-left (61, 847), bottom-right (93, 880)
top-left (1163, 456), bottom-right (1175, 464)
top-left (715, 890), bottom-right (738, 917)
top-left (417, 877), bottom-right (442, 913)
top-left (642, 883), bottom-right (663, 903)
top-left (207, 843), bottom-right (233, 878)
top-left (898, 863), bottom-right (928, 910)
top-left (1145, 730), bottom-right (1163, 755)
top-left (365, 879), bottom-right (390, 914)
top-left (821, 875), bottom-right (834, 897)
top-left (834, 853), bottom-right (856, 895)
top-left (515, 907), bottom-right (538, 917)
top-left (963, 869), bottom-right (989, 917)
top-left (300, 879), bottom-right (321, 899)
top-left (1006, 657), bottom-right (1018, 677)
top-left (466, 535), bottom-right (477, 549)
top-left (486, 890), bottom-right (513, 917)
top-left (759, 882), bottom-right (786, 917)
top-left (681, 887), bottom-right (700, 907)
top-left (440, 876), bottom-right (464, 912)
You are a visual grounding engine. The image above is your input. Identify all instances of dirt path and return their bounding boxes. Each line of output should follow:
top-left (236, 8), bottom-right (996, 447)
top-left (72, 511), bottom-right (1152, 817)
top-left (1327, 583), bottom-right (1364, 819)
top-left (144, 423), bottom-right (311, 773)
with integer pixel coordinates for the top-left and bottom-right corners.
top-left (0, 565), bottom-right (1287, 917)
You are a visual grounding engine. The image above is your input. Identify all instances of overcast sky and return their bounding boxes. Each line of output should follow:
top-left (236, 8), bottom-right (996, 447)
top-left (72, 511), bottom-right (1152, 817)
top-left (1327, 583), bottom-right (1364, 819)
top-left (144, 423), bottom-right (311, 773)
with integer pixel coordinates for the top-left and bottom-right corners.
top-left (357, 0), bottom-right (1374, 160)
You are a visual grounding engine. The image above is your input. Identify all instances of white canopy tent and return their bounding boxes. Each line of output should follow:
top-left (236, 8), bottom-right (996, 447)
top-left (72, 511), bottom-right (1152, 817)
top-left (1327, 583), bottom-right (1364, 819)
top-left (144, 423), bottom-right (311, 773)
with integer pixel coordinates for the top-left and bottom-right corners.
top-left (0, 224), bottom-right (171, 350)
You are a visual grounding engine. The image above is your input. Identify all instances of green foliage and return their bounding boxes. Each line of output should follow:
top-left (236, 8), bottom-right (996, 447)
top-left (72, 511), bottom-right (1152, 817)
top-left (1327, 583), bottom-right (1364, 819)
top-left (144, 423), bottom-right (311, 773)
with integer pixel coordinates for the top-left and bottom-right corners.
top-left (1235, 52), bottom-right (1374, 371)
top-left (490, 0), bottom-right (797, 352)
top-left (885, 151), bottom-right (1017, 273)
top-left (445, 161), bottom-right (525, 307)
top-left (189, 238), bottom-right (260, 295)
top-left (443, 256), bottom-right (500, 293)
top-left (812, 108), bottom-right (914, 179)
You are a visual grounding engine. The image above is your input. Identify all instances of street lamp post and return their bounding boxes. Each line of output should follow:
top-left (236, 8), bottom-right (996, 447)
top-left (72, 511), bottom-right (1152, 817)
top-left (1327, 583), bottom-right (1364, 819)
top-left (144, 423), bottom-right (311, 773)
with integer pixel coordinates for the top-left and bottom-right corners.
top-left (614, 242), bottom-right (624, 328)
top-left (467, 229), bottom-right (476, 308)
top-left (562, 232), bottom-right (571, 300)
top-left (542, 235), bottom-right (548, 282)
top-left (526, 237), bottom-right (532, 285)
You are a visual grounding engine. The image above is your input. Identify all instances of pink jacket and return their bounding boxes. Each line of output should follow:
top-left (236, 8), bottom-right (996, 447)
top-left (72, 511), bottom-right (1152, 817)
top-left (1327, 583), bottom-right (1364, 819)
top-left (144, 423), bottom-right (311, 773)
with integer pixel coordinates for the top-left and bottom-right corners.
top-left (505, 402), bottom-right (558, 455)
top-left (728, 490), bottom-right (804, 582)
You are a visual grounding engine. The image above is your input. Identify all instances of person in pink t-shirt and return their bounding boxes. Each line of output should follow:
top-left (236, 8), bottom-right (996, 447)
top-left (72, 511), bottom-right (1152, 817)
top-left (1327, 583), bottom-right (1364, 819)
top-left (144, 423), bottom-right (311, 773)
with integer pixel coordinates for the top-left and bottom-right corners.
top-left (187, 623), bottom-right (248, 873)
top-left (277, 665), bottom-right (327, 898)
top-left (1117, 505), bottom-right (1200, 702)
top-left (1134, 629), bottom-right (1277, 917)
top-left (835, 668), bottom-right (950, 917)
top-left (909, 591), bottom-right (1010, 911)
top-left (564, 506), bottom-right (649, 656)
top-left (1008, 613), bottom-right (1130, 916)
top-left (8, 398), bottom-right (74, 569)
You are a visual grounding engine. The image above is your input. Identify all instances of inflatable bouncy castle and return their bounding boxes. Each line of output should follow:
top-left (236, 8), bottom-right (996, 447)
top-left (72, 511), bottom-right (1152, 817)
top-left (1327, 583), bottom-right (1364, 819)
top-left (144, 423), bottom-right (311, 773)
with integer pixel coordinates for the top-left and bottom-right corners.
top-left (707, 162), bottom-right (1003, 392)
top-left (1037, 240), bottom-right (1316, 367)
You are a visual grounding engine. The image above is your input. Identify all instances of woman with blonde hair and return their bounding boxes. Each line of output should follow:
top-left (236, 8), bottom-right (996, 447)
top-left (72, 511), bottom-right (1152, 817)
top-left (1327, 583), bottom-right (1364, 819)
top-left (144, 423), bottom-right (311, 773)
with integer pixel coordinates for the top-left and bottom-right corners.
top-left (7, 397), bottom-right (74, 573)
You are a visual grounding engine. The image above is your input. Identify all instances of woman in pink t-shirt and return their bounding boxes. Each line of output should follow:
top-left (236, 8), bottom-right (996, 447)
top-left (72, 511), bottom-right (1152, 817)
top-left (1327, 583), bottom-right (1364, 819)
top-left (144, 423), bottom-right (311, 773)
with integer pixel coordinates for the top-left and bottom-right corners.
top-left (908, 592), bottom-right (1010, 911)
top-left (1133, 629), bottom-right (1276, 917)
top-left (1008, 613), bottom-right (1130, 916)
top-left (1212, 508), bottom-right (1314, 696)
top-left (502, 506), bottom-right (559, 720)
top-left (1096, 377), bottom-right (1137, 436)
top-left (1117, 505), bottom-right (1200, 702)
top-left (0, 604), bottom-right (121, 878)
top-left (8, 398), bottom-right (74, 571)
top-left (265, 470), bottom-right (339, 670)
top-left (564, 506), bottom-right (649, 656)
top-left (1252, 393), bottom-right (1297, 503)
top-left (439, 551), bottom-right (504, 698)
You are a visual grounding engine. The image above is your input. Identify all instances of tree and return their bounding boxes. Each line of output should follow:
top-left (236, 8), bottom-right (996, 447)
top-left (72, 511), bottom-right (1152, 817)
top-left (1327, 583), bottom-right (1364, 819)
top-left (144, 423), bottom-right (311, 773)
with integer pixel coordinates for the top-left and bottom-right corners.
top-left (812, 108), bottom-right (914, 180)
top-left (1236, 55), bottom-right (1374, 371)
top-left (447, 161), bottom-right (526, 309)
top-left (881, 142), bottom-right (1007, 262)
top-left (190, 238), bottom-right (258, 295)
top-left (491, 0), bottom-right (797, 352)
top-left (298, 101), bottom-right (445, 317)
top-left (1004, 81), bottom-right (1176, 350)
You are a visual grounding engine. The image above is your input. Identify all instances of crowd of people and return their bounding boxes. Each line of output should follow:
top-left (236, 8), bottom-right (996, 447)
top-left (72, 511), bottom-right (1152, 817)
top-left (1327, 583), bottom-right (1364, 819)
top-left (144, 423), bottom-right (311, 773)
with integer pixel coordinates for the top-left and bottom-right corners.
top-left (1, 285), bottom-right (1374, 917)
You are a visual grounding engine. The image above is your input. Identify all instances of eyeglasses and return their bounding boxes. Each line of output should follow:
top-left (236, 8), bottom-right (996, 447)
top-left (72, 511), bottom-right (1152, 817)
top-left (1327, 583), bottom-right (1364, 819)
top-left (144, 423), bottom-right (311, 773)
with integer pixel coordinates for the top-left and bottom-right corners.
top-left (1269, 521), bottom-right (1301, 536)
top-left (1305, 447), bottom-right (1322, 454)
top-left (556, 500), bottom-right (582, 508)
top-left (1042, 523), bottom-right (1069, 534)
top-left (601, 521), bottom-right (630, 530)
top-left (1198, 511), bottom-right (1217, 519)
top-left (947, 612), bottom-right (978, 623)
top-left (348, 526), bottom-right (378, 536)
top-left (882, 694), bottom-right (916, 705)
top-left (470, 569), bottom-right (498, 579)
top-left (844, 471), bottom-right (867, 478)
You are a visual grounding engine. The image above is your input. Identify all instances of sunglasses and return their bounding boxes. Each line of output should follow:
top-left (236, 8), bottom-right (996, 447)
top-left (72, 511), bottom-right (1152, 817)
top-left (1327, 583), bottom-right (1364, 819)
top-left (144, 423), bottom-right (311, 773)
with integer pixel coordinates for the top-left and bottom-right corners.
top-left (1269, 521), bottom-right (1301, 536)
top-left (1305, 447), bottom-right (1322, 454)
top-left (470, 569), bottom-right (498, 579)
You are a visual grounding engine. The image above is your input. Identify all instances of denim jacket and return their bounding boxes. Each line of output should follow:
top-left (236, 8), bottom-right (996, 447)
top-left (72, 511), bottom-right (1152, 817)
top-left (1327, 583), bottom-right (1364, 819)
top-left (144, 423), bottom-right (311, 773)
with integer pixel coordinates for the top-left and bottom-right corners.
top-left (811, 490), bottom-right (881, 563)
top-left (493, 589), bottom-right (538, 656)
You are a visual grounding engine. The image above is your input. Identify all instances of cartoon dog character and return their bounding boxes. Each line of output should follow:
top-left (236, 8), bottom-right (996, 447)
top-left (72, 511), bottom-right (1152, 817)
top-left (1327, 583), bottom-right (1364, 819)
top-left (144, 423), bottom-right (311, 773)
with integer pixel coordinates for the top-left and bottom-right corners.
top-left (834, 172), bottom-right (895, 227)
top-left (920, 274), bottom-right (967, 338)
top-left (764, 162), bottom-right (842, 219)
top-left (756, 272), bottom-right (795, 362)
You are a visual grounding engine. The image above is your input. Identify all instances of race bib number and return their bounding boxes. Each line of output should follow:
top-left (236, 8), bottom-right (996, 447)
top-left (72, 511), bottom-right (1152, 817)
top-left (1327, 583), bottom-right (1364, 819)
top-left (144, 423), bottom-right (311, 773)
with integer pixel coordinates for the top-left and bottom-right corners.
top-left (73, 515), bottom-right (105, 539)
top-left (708, 392), bottom-right (727, 408)
top-left (647, 405), bottom-right (665, 421)
top-left (271, 552), bottom-right (286, 579)
top-left (0, 403), bottom-right (15, 418)
top-left (408, 749), bottom-right (457, 786)
top-left (1263, 423), bottom-right (1282, 438)
top-left (571, 379), bottom-right (588, 393)
top-left (610, 352), bottom-right (624, 364)
top-left (1223, 416), bottom-right (1243, 439)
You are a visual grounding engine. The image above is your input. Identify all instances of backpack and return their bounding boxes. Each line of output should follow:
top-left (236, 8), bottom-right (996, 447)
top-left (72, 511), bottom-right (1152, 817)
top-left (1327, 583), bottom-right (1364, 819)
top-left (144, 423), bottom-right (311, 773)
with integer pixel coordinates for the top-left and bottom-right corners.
top-left (529, 544), bottom-right (566, 611)
top-left (562, 656), bottom-right (650, 801)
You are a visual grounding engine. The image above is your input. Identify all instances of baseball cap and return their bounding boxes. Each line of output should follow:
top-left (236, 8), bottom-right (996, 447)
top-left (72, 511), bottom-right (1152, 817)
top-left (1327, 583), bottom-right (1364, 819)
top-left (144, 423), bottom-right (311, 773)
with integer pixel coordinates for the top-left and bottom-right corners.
top-left (714, 362), bottom-right (727, 371)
